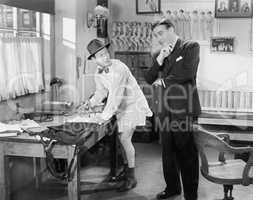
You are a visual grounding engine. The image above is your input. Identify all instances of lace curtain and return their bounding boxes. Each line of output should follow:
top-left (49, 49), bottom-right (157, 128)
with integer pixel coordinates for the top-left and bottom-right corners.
top-left (0, 37), bottom-right (44, 100)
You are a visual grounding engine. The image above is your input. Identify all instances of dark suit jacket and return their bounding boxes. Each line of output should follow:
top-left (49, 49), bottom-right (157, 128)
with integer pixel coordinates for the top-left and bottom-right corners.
top-left (145, 39), bottom-right (201, 124)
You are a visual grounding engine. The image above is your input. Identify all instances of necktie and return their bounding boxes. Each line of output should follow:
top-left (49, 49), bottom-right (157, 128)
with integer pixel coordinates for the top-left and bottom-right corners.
top-left (98, 67), bottom-right (109, 74)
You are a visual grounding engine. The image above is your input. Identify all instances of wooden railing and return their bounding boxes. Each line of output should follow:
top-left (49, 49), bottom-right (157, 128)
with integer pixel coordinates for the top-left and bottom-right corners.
top-left (199, 90), bottom-right (253, 113)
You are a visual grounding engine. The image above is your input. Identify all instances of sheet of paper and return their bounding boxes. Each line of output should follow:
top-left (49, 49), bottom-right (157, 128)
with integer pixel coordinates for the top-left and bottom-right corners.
top-left (19, 119), bottom-right (41, 129)
top-left (0, 132), bottom-right (18, 137)
top-left (67, 113), bottom-right (103, 124)
top-left (0, 122), bottom-right (22, 132)
top-left (0, 119), bottom-right (40, 133)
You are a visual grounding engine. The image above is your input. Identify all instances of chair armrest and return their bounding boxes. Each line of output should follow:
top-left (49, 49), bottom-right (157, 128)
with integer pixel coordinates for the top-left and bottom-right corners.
top-left (229, 146), bottom-right (253, 154)
top-left (216, 133), bottom-right (230, 162)
top-left (216, 133), bottom-right (230, 143)
top-left (218, 141), bottom-right (253, 161)
top-left (242, 151), bottom-right (253, 186)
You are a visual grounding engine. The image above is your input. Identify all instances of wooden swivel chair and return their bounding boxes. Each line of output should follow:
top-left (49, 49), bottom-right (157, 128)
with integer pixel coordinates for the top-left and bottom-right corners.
top-left (193, 124), bottom-right (253, 200)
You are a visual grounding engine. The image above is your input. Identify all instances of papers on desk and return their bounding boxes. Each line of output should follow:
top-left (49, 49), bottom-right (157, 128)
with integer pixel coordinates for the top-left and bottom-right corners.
top-left (0, 123), bottom-right (22, 133)
top-left (19, 119), bottom-right (41, 129)
top-left (0, 131), bottom-right (19, 137)
top-left (67, 113), bottom-right (103, 124)
top-left (0, 119), bottom-right (41, 137)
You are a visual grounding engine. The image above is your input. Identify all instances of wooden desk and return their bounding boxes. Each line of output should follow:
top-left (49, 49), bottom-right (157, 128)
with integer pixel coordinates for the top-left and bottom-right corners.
top-left (0, 116), bottom-right (118, 200)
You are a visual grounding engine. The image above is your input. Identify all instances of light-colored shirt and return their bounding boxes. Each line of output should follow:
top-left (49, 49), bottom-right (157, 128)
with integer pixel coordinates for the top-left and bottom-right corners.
top-left (90, 59), bottom-right (152, 123)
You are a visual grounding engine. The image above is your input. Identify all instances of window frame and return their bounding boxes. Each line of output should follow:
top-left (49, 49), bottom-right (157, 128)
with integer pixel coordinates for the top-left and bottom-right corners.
top-left (0, 5), bottom-right (41, 37)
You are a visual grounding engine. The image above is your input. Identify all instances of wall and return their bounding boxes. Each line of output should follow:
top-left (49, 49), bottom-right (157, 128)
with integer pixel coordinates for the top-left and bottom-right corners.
top-left (54, 0), bottom-right (98, 103)
top-left (54, 0), bottom-right (78, 103)
top-left (110, 0), bottom-right (253, 92)
top-left (76, 0), bottom-right (97, 102)
top-left (42, 13), bottom-right (53, 92)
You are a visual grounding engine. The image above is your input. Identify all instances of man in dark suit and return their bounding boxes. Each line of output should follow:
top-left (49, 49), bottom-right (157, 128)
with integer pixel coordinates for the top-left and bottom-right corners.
top-left (144, 19), bottom-right (201, 200)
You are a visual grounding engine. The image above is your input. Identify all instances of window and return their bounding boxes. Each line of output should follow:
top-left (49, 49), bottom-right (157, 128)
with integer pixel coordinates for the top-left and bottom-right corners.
top-left (0, 5), bottom-right (50, 100)
top-left (0, 5), bottom-right (40, 37)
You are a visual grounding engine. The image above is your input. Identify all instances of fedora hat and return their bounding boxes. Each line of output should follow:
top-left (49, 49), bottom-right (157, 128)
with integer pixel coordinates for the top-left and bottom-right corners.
top-left (87, 39), bottom-right (110, 60)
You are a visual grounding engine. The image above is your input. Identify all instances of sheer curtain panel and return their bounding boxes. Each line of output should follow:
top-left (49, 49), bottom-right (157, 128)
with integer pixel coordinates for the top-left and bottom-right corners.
top-left (0, 37), bottom-right (44, 100)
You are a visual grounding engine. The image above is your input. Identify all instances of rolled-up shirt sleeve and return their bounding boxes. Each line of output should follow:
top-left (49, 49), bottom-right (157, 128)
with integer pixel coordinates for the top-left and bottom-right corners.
top-left (89, 75), bottom-right (108, 107)
top-left (100, 64), bottom-right (129, 120)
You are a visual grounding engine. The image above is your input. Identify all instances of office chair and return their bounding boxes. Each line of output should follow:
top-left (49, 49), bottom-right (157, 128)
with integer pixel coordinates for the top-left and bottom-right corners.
top-left (193, 124), bottom-right (253, 200)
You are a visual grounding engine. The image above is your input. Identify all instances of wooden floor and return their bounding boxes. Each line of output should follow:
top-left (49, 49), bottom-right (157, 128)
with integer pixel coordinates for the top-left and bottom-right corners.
top-left (9, 142), bottom-right (253, 200)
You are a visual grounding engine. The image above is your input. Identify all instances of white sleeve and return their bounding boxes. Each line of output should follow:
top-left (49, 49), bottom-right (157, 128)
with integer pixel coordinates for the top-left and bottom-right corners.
top-left (100, 62), bottom-right (129, 120)
top-left (89, 75), bottom-right (108, 107)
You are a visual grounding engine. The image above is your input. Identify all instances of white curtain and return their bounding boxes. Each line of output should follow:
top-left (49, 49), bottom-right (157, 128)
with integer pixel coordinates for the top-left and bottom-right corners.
top-left (0, 37), bottom-right (44, 100)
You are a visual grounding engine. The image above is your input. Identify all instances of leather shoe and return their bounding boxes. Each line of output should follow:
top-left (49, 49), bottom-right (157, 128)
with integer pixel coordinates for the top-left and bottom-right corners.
top-left (115, 168), bottom-right (126, 181)
top-left (117, 177), bottom-right (137, 192)
top-left (156, 190), bottom-right (181, 199)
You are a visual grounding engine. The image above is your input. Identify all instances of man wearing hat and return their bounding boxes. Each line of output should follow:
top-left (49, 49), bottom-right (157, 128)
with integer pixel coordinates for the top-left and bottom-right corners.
top-left (79, 38), bottom-right (152, 191)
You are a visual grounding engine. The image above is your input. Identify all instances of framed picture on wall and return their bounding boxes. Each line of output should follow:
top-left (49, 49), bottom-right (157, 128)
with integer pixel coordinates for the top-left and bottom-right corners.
top-left (215, 0), bottom-right (253, 18)
top-left (210, 37), bottom-right (235, 53)
top-left (136, 0), bottom-right (161, 14)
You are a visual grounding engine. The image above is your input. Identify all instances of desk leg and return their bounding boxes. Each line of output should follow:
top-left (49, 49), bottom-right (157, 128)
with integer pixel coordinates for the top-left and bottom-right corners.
top-left (0, 144), bottom-right (10, 200)
top-left (67, 146), bottom-right (80, 200)
top-left (33, 157), bottom-right (41, 189)
top-left (110, 124), bottom-right (118, 178)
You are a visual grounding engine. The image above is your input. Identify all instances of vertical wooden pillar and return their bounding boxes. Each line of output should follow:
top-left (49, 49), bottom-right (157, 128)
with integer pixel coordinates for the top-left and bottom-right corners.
top-left (0, 143), bottom-right (10, 200)
top-left (67, 146), bottom-right (80, 200)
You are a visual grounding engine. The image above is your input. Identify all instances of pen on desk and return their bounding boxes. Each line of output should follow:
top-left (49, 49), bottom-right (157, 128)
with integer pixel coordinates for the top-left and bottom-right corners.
top-left (161, 79), bottom-right (166, 88)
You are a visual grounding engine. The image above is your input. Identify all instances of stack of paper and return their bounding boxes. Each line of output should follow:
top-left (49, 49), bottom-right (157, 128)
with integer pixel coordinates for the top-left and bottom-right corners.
top-left (0, 119), bottom-right (41, 137)
top-left (0, 123), bottom-right (21, 137)
top-left (67, 113), bottom-right (103, 124)
top-left (19, 119), bottom-right (41, 129)
top-left (0, 123), bottom-right (22, 132)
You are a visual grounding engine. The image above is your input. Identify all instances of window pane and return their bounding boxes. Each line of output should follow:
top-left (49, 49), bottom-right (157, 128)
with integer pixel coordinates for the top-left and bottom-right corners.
top-left (17, 31), bottom-right (36, 37)
top-left (0, 6), bottom-right (3, 27)
top-left (17, 8), bottom-right (36, 31)
top-left (0, 30), bottom-right (14, 37)
top-left (0, 5), bottom-right (13, 28)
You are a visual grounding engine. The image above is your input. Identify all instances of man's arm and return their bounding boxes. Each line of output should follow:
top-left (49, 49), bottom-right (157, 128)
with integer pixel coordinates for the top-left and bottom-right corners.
top-left (163, 42), bottom-right (200, 86)
top-left (99, 61), bottom-right (130, 120)
top-left (144, 44), bottom-right (173, 84)
top-left (89, 75), bottom-right (108, 107)
top-left (144, 55), bottom-right (161, 84)
top-left (100, 73), bottom-right (128, 120)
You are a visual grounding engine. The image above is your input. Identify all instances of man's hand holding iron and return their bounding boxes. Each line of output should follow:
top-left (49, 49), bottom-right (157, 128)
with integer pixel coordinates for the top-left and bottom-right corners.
top-left (76, 100), bottom-right (92, 114)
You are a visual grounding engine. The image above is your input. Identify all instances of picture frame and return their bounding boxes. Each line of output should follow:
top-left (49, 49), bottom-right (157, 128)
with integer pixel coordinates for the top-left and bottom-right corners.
top-left (210, 37), bottom-right (235, 53)
top-left (136, 0), bottom-right (161, 14)
top-left (215, 0), bottom-right (253, 18)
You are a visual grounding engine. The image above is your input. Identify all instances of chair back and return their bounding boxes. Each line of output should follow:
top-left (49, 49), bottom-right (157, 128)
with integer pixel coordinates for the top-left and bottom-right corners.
top-left (193, 125), bottom-right (232, 175)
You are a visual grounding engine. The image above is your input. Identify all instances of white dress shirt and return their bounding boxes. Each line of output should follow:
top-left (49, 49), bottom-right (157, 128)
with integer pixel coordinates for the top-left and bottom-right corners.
top-left (90, 59), bottom-right (152, 132)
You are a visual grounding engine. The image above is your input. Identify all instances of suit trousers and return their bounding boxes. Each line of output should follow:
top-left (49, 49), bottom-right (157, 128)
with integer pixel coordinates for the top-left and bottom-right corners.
top-left (161, 117), bottom-right (199, 200)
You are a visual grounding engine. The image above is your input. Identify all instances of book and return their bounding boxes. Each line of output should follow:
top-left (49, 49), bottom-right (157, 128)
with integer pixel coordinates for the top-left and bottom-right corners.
top-left (0, 122), bottom-right (22, 133)
top-left (0, 131), bottom-right (19, 137)
top-left (0, 119), bottom-right (40, 136)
